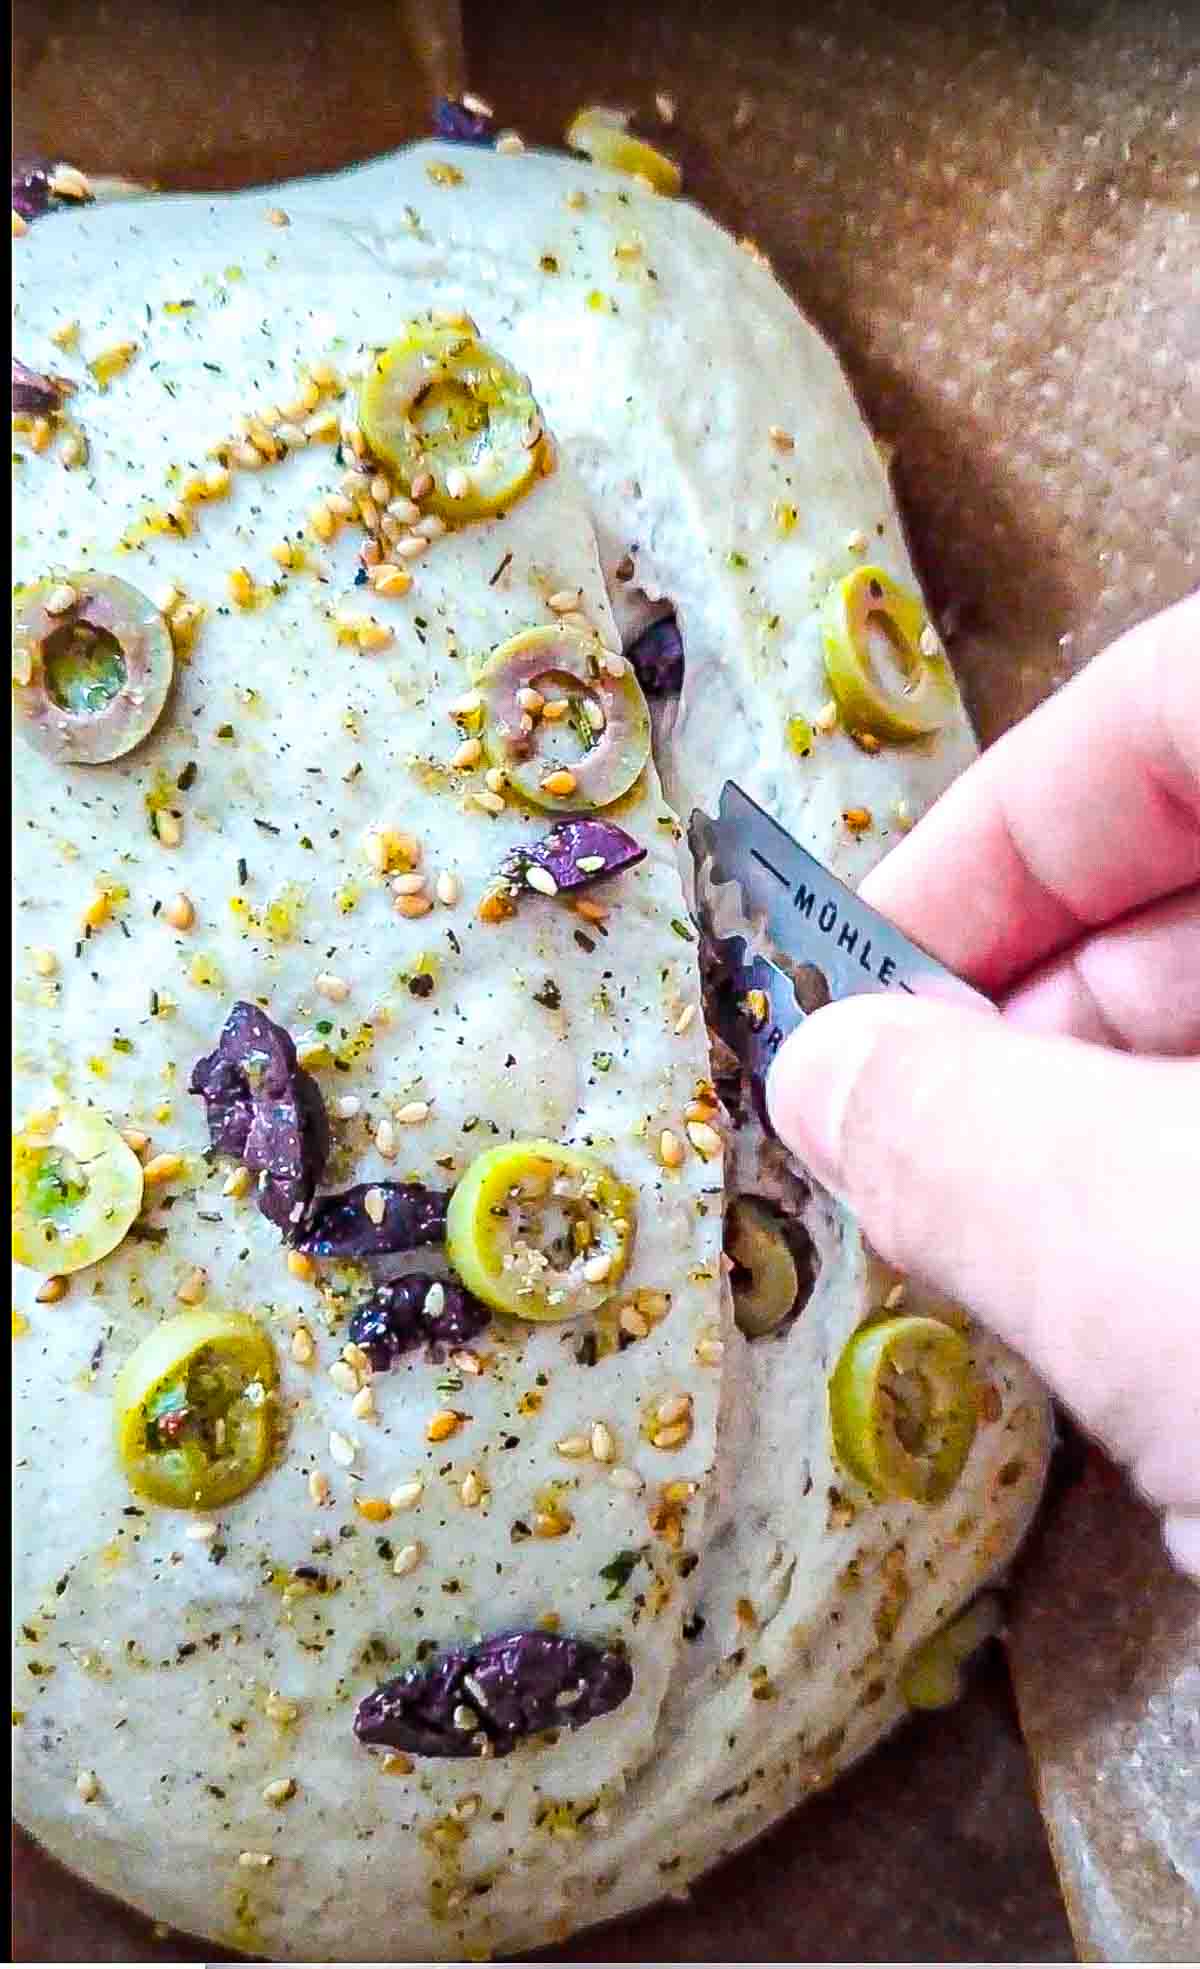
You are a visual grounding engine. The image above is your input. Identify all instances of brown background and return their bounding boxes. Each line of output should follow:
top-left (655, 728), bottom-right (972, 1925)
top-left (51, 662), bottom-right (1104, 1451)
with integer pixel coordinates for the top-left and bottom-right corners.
top-left (12, 0), bottom-right (1200, 1959)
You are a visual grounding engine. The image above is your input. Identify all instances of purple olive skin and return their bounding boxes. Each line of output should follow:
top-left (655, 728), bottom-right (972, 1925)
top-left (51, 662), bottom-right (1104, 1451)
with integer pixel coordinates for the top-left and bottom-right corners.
top-left (433, 98), bottom-right (495, 146)
top-left (626, 615), bottom-right (684, 696)
top-left (12, 357), bottom-right (67, 415)
top-left (493, 817), bottom-right (647, 914)
top-left (348, 1274), bottom-right (490, 1368)
top-left (12, 161), bottom-right (54, 223)
top-left (190, 1003), bottom-right (329, 1234)
top-left (354, 1630), bottom-right (633, 1758)
top-left (296, 1184), bottom-right (449, 1260)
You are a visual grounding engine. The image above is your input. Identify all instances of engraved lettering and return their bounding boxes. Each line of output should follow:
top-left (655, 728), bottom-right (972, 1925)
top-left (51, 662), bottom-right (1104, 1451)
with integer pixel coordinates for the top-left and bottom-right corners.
top-left (878, 956), bottom-right (897, 987)
top-left (793, 883), bottom-right (816, 919)
top-left (858, 938), bottom-right (874, 972)
top-left (818, 901), bottom-right (838, 935)
top-left (836, 921), bottom-right (858, 957)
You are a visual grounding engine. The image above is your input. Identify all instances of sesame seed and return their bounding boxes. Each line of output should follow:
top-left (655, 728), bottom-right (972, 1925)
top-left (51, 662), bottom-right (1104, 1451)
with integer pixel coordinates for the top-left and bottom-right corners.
top-left (329, 1359), bottom-right (360, 1394)
top-left (416, 514), bottom-right (447, 540)
top-left (451, 1348), bottom-right (483, 1377)
top-left (370, 563), bottom-right (414, 597)
top-left (473, 789), bottom-right (506, 816)
top-left (843, 807), bottom-right (874, 835)
top-left (238, 1852), bottom-right (274, 1870)
top-left (652, 1422), bottom-right (691, 1449)
top-left (163, 892), bottom-right (195, 931)
top-left (884, 1282), bottom-right (908, 1310)
top-left (893, 799), bottom-right (914, 832)
top-left (223, 1164), bottom-right (253, 1199)
top-left (427, 1409), bottom-right (464, 1443)
top-left (176, 1267), bottom-right (207, 1306)
top-left (287, 1250), bottom-right (316, 1282)
top-left (423, 1283), bottom-right (446, 1322)
top-left (608, 1465), bottom-right (644, 1493)
top-left (389, 1479), bottom-right (425, 1510)
top-left (308, 1470), bottom-right (331, 1505)
top-left (410, 470), bottom-right (434, 500)
top-left (451, 691), bottom-right (482, 720)
top-left (540, 697), bottom-right (569, 722)
top-left (265, 206), bottom-right (289, 226)
top-left (601, 652), bottom-right (627, 678)
top-left (460, 1469), bottom-right (486, 1507)
top-left (12, 209), bottom-right (29, 237)
top-left (153, 810), bottom-right (182, 849)
top-left (444, 468), bottom-right (471, 500)
top-left (686, 1121), bottom-right (723, 1159)
top-left (142, 1152), bottom-right (184, 1186)
top-left (674, 1005), bottom-right (697, 1034)
top-left (655, 91), bottom-right (676, 122)
top-left (813, 700), bottom-right (839, 736)
top-left (185, 1519), bottom-right (218, 1542)
top-left (291, 1325), bottom-right (316, 1365)
top-left (351, 1385), bottom-right (376, 1422)
top-left (919, 623), bottom-right (943, 658)
top-left (262, 1777), bottom-right (296, 1806)
top-left (696, 1338), bottom-right (724, 1366)
top-left (35, 1275), bottom-right (67, 1304)
top-left (435, 870), bottom-right (462, 907)
top-left (315, 971), bottom-right (350, 1002)
top-left (393, 1540), bottom-right (424, 1577)
top-left (81, 892), bottom-right (110, 935)
top-left (381, 1752), bottom-right (414, 1775)
top-left (354, 1492), bottom-right (389, 1521)
top-left (452, 738), bottom-right (483, 772)
top-left (540, 768), bottom-right (578, 797)
top-left (548, 588), bottom-right (582, 613)
top-left (361, 1187), bottom-right (386, 1226)
top-left (556, 1435), bottom-right (590, 1459)
top-left (343, 1342), bottom-right (372, 1376)
top-left (846, 530), bottom-right (868, 554)
top-left (228, 566), bottom-right (256, 608)
top-left (328, 1431), bottom-right (357, 1469)
top-left (619, 1305), bottom-right (650, 1339)
top-left (656, 1393), bottom-right (693, 1426)
top-left (391, 872), bottom-right (428, 897)
top-left (591, 1421), bottom-right (616, 1463)
top-left (525, 865), bottom-right (559, 898)
top-left (658, 1129), bottom-right (686, 1169)
top-left (395, 892), bottom-right (434, 918)
top-left (264, 1690), bottom-right (300, 1724)
top-left (484, 766), bottom-right (508, 796)
top-left (533, 1509), bottom-right (572, 1539)
top-left (516, 687), bottom-right (546, 715)
top-left (496, 131), bottom-right (526, 155)
top-left (582, 1253), bottom-right (612, 1284)
top-left (75, 1769), bottom-right (100, 1803)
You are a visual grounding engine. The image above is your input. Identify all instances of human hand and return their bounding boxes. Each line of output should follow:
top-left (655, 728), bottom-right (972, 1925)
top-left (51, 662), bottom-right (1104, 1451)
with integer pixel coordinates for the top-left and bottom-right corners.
top-left (767, 594), bottom-right (1200, 1574)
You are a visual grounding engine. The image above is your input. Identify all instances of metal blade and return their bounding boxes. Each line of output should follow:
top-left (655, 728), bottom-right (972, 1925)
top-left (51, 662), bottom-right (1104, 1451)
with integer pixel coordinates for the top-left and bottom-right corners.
top-left (690, 783), bottom-right (990, 1098)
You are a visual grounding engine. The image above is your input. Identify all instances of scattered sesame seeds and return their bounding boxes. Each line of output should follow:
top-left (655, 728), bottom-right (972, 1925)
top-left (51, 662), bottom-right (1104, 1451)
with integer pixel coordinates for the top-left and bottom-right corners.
top-left (262, 1777), bottom-right (297, 1807)
top-left (619, 1305), bottom-right (650, 1339)
top-left (329, 1359), bottom-right (360, 1395)
top-left (533, 1509), bottom-right (573, 1539)
top-left (375, 1118), bottom-right (398, 1160)
top-left (427, 1408), bottom-right (464, 1443)
top-left (846, 529), bottom-right (868, 554)
top-left (391, 871), bottom-right (428, 896)
top-left (460, 1469), bottom-right (486, 1508)
top-left (265, 207), bottom-right (290, 227)
top-left (919, 623), bottom-right (943, 658)
top-left (264, 1690), bottom-right (300, 1725)
top-left (410, 470), bottom-right (434, 500)
top-left (163, 892), bottom-right (195, 931)
top-left (696, 1337), bottom-right (725, 1366)
top-left (395, 1100), bottom-right (431, 1125)
top-left (35, 1275), bottom-right (67, 1305)
top-left (355, 1493), bottom-right (389, 1522)
top-left (452, 737), bottom-right (483, 770)
top-left (884, 1281), bottom-right (908, 1310)
top-left (548, 588), bottom-right (582, 613)
top-left (75, 1769), bottom-right (100, 1803)
top-left (843, 807), bottom-right (874, 835)
top-left (658, 1129), bottom-right (686, 1169)
top-left (45, 583), bottom-right (78, 616)
top-left (608, 1465), bottom-right (644, 1493)
top-left (540, 768), bottom-right (578, 798)
top-left (591, 1421), bottom-right (616, 1464)
top-left (655, 1393), bottom-right (693, 1427)
top-left (813, 700), bottom-right (839, 736)
top-left (153, 810), bottom-right (183, 849)
top-left (389, 1479), bottom-right (425, 1511)
top-left (238, 1852), bottom-right (274, 1870)
top-left (472, 789), bottom-right (507, 816)
top-left (370, 563), bottom-right (413, 597)
top-left (484, 766), bottom-right (508, 796)
top-left (496, 131), bottom-right (526, 155)
top-left (227, 566), bottom-right (256, 608)
top-left (328, 1431), bottom-right (357, 1469)
top-left (395, 892), bottom-right (434, 918)
top-left (363, 1187), bottom-right (387, 1226)
top-left (176, 1267), bottom-right (207, 1306)
top-left (287, 1250), bottom-right (316, 1282)
top-left (582, 1253), bottom-right (612, 1284)
top-left (524, 865), bottom-right (559, 898)
top-left (674, 1005), bottom-right (697, 1035)
top-left (291, 1325), bottom-right (316, 1366)
top-left (223, 1164), bottom-right (253, 1199)
top-left (686, 1120), bottom-right (723, 1159)
top-left (393, 1541), bottom-right (424, 1576)
top-left (308, 1470), bottom-right (331, 1506)
top-left (12, 209), bottom-right (29, 238)
top-left (556, 1435), bottom-right (590, 1459)
top-left (540, 697), bottom-right (569, 722)
top-left (185, 1519), bottom-right (218, 1542)
top-left (315, 971), bottom-right (351, 1004)
top-left (435, 870), bottom-right (462, 907)
top-left (381, 1752), bottom-right (414, 1775)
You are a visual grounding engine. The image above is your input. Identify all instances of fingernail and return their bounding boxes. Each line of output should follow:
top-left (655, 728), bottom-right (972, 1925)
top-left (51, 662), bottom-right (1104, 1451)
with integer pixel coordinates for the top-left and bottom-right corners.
top-left (765, 1005), bottom-right (879, 1198)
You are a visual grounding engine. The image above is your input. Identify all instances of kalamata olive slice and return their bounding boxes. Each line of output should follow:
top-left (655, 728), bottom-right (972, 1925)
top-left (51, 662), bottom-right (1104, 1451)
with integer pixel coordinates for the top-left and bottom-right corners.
top-left (13, 572), bottom-right (174, 765)
top-left (359, 321), bottom-right (542, 521)
top-left (114, 1308), bottom-right (277, 1510)
top-left (446, 1139), bottom-right (636, 1321)
top-left (829, 1314), bottom-right (978, 1505)
top-left (477, 625), bottom-right (651, 813)
top-left (726, 1196), bottom-right (800, 1337)
top-left (820, 566), bottom-right (961, 744)
top-left (566, 108), bottom-right (681, 195)
top-left (12, 1103), bottom-right (144, 1274)
top-left (900, 1594), bottom-right (1003, 1710)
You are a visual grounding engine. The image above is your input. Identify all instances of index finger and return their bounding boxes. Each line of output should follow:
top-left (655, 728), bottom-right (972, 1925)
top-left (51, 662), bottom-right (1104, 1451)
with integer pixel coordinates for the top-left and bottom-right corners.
top-left (860, 593), bottom-right (1200, 994)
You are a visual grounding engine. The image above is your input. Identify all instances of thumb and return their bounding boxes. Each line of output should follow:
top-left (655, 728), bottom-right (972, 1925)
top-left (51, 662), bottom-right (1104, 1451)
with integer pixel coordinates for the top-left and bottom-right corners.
top-left (766, 995), bottom-right (1200, 1543)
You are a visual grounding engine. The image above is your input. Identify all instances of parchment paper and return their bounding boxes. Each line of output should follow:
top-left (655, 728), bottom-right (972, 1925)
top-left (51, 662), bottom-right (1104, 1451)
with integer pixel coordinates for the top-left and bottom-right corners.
top-left (12, 0), bottom-right (1199, 1958)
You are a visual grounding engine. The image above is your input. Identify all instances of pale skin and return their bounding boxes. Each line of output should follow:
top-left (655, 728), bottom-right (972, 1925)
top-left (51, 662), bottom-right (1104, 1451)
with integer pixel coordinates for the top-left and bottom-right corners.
top-left (768, 593), bottom-right (1200, 1575)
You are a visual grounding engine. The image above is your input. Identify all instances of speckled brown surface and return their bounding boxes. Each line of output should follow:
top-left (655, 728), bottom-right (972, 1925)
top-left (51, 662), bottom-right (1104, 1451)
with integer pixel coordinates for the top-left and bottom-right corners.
top-left (12, 0), bottom-right (1200, 1959)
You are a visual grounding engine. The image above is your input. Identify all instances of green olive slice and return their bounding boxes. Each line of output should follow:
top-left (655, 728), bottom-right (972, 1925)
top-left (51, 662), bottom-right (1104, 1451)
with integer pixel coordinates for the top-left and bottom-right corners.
top-left (727, 1197), bottom-right (800, 1337)
top-left (820, 566), bottom-right (961, 744)
top-left (359, 321), bottom-right (543, 521)
top-left (476, 625), bottom-right (651, 812)
top-left (828, 1314), bottom-right (978, 1504)
top-left (565, 108), bottom-right (682, 196)
top-left (446, 1139), bottom-right (636, 1321)
top-left (901, 1594), bottom-right (1003, 1710)
top-left (115, 1307), bottom-right (278, 1510)
top-left (12, 1103), bottom-right (144, 1273)
top-left (13, 573), bottom-right (175, 765)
